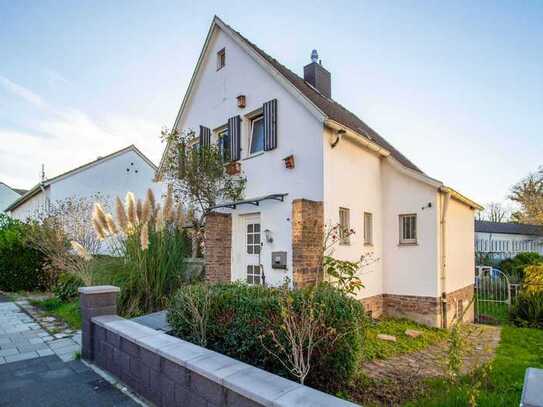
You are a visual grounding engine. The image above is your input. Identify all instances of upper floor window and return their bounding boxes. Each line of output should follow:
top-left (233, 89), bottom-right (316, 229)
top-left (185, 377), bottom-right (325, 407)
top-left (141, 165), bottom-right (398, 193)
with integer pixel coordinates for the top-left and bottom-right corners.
top-left (399, 214), bottom-right (417, 245)
top-left (249, 115), bottom-right (265, 154)
top-left (216, 127), bottom-right (230, 161)
top-left (217, 48), bottom-right (226, 70)
top-left (339, 207), bottom-right (351, 245)
top-left (364, 212), bottom-right (373, 245)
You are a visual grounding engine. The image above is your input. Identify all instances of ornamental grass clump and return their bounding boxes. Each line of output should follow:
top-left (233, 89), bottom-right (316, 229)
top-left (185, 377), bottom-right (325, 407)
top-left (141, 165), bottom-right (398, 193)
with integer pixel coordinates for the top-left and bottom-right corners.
top-left (90, 188), bottom-right (190, 316)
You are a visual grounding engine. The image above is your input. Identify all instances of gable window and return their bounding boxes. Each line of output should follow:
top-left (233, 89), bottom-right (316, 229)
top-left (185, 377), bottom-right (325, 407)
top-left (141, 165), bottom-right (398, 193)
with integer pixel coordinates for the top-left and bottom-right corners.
top-left (216, 128), bottom-right (230, 161)
top-left (339, 207), bottom-right (350, 245)
top-left (217, 48), bottom-right (226, 70)
top-left (364, 212), bottom-right (373, 245)
top-left (249, 115), bottom-right (265, 154)
top-left (399, 214), bottom-right (417, 245)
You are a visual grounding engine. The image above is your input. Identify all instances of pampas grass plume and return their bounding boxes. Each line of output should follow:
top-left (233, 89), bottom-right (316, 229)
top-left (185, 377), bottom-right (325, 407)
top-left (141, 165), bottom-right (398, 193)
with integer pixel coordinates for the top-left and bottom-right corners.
top-left (140, 223), bottom-right (149, 250)
top-left (71, 241), bottom-right (92, 261)
top-left (115, 197), bottom-right (128, 232)
top-left (126, 192), bottom-right (138, 225)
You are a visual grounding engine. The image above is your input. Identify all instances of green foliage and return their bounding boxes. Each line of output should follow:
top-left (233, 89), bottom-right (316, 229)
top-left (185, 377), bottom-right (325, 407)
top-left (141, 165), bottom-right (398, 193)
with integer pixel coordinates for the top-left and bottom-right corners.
top-left (0, 214), bottom-right (47, 292)
top-left (510, 292), bottom-right (543, 328)
top-left (31, 297), bottom-right (81, 330)
top-left (323, 256), bottom-right (364, 294)
top-left (406, 326), bottom-right (543, 407)
top-left (523, 264), bottom-right (543, 294)
top-left (169, 283), bottom-right (366, 392)
top-left (499, 252), bottom-right (543, 283)
top-left (362, 318), bottom-right (447, 361)
top-left (53, 273), bottom-right (84, 302)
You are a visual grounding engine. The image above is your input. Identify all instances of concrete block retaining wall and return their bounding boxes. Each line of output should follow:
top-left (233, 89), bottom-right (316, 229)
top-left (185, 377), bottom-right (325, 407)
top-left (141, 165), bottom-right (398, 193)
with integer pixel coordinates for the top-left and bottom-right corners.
top-left (80, 286), bottom-right (359, 407)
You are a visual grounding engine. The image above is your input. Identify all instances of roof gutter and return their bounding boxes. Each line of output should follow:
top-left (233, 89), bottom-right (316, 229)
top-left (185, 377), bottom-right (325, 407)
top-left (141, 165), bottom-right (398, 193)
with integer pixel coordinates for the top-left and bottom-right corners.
top-left (439, 186), bottom-right (483, 211)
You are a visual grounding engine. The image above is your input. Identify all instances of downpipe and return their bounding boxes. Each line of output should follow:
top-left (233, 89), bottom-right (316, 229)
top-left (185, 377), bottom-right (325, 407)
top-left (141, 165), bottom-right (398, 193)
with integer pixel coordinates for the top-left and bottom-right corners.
top-left (440, 191), bottom-right (451, 329)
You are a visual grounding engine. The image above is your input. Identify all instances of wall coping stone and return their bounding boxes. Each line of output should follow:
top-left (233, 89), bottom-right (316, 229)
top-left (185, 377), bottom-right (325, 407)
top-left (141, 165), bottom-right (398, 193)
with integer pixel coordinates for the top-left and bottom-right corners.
top-left (521, 368), bottom-right (543, 407)
top-left (91, 314), bottom-right (359, 406)
top-left (79, 285), bottom-right (120, 294)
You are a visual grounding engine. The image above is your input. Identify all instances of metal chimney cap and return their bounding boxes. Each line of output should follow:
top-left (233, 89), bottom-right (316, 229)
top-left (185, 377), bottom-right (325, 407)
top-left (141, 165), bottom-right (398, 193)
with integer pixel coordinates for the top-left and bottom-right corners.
top-left (311, 49), bottom-right (319, 63)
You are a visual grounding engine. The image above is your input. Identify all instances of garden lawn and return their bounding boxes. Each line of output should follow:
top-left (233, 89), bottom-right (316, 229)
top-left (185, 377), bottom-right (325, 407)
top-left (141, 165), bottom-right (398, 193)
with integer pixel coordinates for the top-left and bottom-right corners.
top-left (407, 325), bottom-right (543, 406)
top-left (362, 318), bottom-right (448, 361)
top-left (31, 298), bottom-right (82, 330)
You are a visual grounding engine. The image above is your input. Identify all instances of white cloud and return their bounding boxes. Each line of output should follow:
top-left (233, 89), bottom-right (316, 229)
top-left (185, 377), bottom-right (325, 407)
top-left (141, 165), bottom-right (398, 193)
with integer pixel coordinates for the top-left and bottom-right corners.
top-left (0, 75), bottom-right (45, 108)
top-left (0, 77), bottom-right (163, 189)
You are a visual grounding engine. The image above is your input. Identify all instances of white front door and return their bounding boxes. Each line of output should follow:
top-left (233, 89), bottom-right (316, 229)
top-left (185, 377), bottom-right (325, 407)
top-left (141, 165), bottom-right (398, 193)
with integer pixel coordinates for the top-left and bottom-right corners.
top-left (242, 214), bottom-right (263, 285)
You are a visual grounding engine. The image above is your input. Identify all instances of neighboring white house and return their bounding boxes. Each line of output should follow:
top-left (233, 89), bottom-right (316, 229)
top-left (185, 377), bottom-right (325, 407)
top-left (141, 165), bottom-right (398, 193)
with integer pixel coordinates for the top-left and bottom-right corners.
top-left (7, 145), bottom-right (159, 222)
top-left (475, 220), bottom-right (543, 259)
top-left (157, 16), bottom-right (482, 327)
top-left (0, 182), bottom-right (27, 213)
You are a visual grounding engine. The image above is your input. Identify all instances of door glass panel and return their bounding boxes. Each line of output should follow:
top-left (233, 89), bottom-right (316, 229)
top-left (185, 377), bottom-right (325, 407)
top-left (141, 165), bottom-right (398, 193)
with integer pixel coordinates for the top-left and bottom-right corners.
top-left (246, 222), bottom-right (261, 255)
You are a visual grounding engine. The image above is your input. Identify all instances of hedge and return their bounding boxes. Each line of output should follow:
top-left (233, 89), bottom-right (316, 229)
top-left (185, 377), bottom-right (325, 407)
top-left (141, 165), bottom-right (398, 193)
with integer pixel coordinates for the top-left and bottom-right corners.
top-left (168, 283), bottom-right (367, 391)
top-left (0, 214), bottom-right (47, 292)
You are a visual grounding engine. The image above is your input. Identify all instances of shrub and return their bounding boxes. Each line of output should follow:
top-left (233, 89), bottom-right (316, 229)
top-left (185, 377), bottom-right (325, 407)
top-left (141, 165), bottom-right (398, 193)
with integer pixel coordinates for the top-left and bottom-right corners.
top-left (523, 264), bottom-right (543, 295)
top-left (510, 292), bottom-right (543, 328)
top-left (499, 252), bottom-right (543, 283)
top-left (0, 214), bottom-right (47, 292)
top-left (53, 273), bottom-right (84, 302)
top-left (168, 283), bottom-right (366, 392)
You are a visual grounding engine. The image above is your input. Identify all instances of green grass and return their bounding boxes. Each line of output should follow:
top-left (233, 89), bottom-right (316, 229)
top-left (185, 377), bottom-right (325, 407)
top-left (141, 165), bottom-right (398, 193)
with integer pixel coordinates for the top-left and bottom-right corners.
top-left (406, 325), bottom-right (543, 406)
top-left (31, 298), bottom-right (82, 330)
top-left (362, 318), bottom-right (448, 362)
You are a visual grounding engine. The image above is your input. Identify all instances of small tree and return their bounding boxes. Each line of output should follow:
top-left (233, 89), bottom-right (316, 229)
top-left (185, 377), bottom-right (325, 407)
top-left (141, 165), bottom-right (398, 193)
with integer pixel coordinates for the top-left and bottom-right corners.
top-left (477, 202), bottom-right (510, 223)
top-left (161, 128), bottom-right (246, 257)
top-left (509, 166), bottom-right (543, 225)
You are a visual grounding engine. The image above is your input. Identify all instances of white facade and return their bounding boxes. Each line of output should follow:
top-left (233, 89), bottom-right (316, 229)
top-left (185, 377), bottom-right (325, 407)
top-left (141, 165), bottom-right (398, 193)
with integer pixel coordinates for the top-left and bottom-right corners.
top-left (0, 182), bottom-right (24, 213)
top-left (8, 146), bottom-right (160, 222)
top-left (159, 17), bottom-right (481, 309)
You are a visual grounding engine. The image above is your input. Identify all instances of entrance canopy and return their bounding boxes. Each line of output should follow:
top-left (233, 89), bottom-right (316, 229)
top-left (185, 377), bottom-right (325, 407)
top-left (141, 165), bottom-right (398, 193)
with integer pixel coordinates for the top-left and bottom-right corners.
top-left (209, 193), bottom-right (288, 211)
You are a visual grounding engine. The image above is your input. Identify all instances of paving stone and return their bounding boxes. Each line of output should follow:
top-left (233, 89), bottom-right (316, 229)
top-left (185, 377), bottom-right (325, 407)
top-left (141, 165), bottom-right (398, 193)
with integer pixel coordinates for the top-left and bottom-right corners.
top-left (5, 352), bottom-right (39, 363)
top-left (405, 329), bottom-right (423, 338)
top-left (0, 348), bottom-right (19, 357)
top-left (18, 342), bottom-right (49, 352)
top-left (37, 349), bottom-right (55, 357)
top-left (377, 334), bottom-right (397, 342)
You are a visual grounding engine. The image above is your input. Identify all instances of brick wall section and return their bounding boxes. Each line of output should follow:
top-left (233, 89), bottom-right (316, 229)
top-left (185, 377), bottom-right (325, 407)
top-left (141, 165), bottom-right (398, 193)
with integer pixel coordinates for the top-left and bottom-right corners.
top-left (204, 212), bottom-right (232, 283)
top-left (382, 294), bottom-right (441, 327)
top-left (291, 199), bottom-right (324, 288)
top-left (445, 284), bottom-right (475, 325)
top-left (360, 295), bottom-right (384, 318)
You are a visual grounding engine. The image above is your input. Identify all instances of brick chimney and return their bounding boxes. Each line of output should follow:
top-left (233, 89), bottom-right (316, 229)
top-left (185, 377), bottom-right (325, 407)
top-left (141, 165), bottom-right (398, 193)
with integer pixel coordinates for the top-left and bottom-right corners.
top-left (303, 49), bottom-right (331, 98)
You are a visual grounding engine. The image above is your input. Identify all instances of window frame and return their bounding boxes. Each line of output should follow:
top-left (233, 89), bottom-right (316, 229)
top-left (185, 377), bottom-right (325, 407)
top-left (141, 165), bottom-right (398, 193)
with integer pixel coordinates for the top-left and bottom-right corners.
top-left (217, 48), bottom-right (226, 70)
top-left (363, 212), bottom-right (373, 246)
top-left (215, 126), bottom-right (230, 162)
top-left (339, 207), bottom-right (351, 245)
top-left (399, 213), bottom-right (417, 245)
top-left (246, 265), bottom-right (262, 285)
top-left (248, 114), bottom-right (265, 156)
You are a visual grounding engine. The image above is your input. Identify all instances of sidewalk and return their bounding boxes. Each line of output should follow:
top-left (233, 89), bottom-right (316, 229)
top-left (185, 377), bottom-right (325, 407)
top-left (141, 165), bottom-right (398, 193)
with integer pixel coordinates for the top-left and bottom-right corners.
top-left (0, 299), bottom-right (80, 363)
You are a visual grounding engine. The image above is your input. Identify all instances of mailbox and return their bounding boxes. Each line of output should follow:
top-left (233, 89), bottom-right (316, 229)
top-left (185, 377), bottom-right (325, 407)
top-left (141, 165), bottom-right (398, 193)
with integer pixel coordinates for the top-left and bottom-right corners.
top-left (271, 251), bottom-right (287, 269)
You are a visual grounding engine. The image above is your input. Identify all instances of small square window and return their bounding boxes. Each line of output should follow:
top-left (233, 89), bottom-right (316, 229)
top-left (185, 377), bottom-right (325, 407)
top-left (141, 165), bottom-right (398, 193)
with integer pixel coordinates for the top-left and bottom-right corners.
top-left (364, 212), bottom-right (373, 245)
top-left (217, 48), bottom-right (225, 70)
top-left (249, 115), bottom-right (265, 154)
top-left (399, 214), bottom-right (417, 245)
top-left (339, 207), bottom-right (350, 245)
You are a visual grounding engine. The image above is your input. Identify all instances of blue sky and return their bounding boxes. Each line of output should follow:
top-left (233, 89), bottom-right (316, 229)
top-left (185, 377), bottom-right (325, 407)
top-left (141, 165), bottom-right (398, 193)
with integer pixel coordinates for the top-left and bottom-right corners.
top-left (0, 1), bottom-right (541, 206)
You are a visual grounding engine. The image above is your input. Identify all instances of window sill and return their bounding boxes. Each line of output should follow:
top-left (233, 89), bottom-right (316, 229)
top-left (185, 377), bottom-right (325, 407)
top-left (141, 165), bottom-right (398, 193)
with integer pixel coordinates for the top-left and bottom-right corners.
top-left (242, 151), bottom-right (264, 161)
top-left (398, 242), bottom-right (418, 247)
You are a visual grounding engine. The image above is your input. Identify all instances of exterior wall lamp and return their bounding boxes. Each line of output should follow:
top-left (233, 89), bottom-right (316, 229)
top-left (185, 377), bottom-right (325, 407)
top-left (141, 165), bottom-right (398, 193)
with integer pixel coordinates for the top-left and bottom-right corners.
top-left (264, 229), bottom-right (273, 243)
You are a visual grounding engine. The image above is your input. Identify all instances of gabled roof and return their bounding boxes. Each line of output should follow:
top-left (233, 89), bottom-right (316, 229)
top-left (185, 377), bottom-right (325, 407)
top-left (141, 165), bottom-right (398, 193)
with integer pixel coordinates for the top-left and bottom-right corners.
top-left (475, 220), bottom-right (543, 237)
top-left (0, 182), bottom-right (27, 196)
top-left (6, 145), bottom-right (157, 212)
top-left (217, 17), bottom-right (422, 173)
top-left (159, 16), bottom-right (421, 174)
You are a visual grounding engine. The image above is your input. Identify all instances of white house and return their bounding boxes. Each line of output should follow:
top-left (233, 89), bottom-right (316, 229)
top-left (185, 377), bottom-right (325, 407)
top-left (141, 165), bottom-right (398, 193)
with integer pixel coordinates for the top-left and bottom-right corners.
top-left (7, 145), bottom-right (159, 221)
top-left (158, 17), bottom-right (482, 327)
top-left (0, 182), bottom-right (27, 213)
top-left (475, 220), bottom-right (543, 259)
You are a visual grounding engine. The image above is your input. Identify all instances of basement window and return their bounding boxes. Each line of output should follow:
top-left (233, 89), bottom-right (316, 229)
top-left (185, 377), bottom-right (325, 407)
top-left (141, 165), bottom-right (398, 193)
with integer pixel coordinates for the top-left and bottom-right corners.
top-left (217, 48), bottom-right (226, 70)
top-left (399, 214), bottom-right (417, 245)
top-left (364, 212), bottom-right (373, 245)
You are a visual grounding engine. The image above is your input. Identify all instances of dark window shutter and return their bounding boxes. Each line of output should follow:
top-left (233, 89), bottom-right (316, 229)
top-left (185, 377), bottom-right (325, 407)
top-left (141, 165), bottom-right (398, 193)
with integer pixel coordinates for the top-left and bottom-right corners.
top-left (227, 115), bottom-right (241, 161)
top-left (263, 99), bottom-right (277, 151)
top-left (199, 125), bottom-right (211, 147)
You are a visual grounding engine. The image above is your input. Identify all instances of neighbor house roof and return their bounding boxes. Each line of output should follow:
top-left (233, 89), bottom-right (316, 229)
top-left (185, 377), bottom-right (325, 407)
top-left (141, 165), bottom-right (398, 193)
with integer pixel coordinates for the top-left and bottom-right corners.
top-left (475, 220), bottom-right (543, 237)
top-left (0, 182), bottom-right (27, 196)
top-left (6, 145), bottom-right (157, 212)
